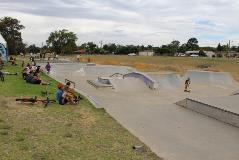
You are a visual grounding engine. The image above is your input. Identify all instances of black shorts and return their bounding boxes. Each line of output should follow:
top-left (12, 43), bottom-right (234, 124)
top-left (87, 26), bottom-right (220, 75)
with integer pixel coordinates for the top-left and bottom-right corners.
top-left (31, 79), bottom-right (41, 84)
top-left (59, 97), bottom-right (68, 105)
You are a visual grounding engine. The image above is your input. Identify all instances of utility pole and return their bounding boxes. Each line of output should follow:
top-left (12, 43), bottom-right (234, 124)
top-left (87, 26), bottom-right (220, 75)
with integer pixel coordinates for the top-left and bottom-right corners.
top-left (228, 40), bottom-right (233, 58)
top-left (100, 40), bottom-right (103, 48)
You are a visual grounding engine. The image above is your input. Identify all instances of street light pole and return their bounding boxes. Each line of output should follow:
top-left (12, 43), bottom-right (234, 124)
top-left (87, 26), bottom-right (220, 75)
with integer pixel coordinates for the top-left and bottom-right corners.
top-left (228, 40), bottom-right (233, 58)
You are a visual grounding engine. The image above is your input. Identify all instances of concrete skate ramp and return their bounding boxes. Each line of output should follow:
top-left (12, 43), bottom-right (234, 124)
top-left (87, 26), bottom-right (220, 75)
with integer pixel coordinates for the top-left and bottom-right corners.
top-left (76, 65), bottom-right (133, 77)
top-left (110, 77), bottom-right (151, 92)
top-left (176, 96), bottom-right (239, 128)
top-left (185, 70), bottom-right (235, 86)
top-left (123, 72), bottom-right (158, 89)
top-left (148, 73), bottom-right (182, 89)
top-left (232, 90), bottom-right (239, 95)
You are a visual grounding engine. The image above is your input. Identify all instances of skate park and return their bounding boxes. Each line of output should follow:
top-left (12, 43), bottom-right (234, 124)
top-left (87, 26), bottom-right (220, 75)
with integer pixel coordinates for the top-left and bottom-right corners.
top-left (41, 62), bottom-right (239, 160)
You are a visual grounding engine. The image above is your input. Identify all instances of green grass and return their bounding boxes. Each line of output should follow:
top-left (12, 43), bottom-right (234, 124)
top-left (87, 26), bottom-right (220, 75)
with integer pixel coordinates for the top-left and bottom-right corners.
top-left (0, 62), bottom-right (160, 160)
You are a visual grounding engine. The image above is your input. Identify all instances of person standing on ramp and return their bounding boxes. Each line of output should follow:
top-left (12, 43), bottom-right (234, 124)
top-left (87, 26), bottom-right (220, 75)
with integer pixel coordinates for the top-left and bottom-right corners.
top-left (184, 78), bottom-right (191, 92)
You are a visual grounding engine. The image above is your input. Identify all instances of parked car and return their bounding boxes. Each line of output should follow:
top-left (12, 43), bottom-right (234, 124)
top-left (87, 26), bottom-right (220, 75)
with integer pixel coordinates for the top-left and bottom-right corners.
top-left (190, 54), bottom-right (199, 57)
top-left (128, 53), bottom-right (137, 56)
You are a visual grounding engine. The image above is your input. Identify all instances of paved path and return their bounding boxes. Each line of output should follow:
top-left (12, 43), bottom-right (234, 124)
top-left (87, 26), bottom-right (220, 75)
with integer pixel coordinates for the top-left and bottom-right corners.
top-left (46, 63), bottom-right (239, 160)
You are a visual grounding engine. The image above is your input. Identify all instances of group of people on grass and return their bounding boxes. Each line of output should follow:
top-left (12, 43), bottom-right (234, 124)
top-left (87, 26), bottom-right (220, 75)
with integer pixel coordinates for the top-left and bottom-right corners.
top-left (21, 60), bottom-right (78, 105)
top-left (22, 62), bottom-right (51, 85)
top-left (9, 56), bottom-right (17, 66)
top-left (1, 55), bottom-right (79, 105)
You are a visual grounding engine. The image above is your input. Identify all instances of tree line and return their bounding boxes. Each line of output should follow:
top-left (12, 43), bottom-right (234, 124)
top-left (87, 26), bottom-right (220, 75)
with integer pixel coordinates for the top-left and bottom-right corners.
top-left (1, 17), bottom-right (238, 56)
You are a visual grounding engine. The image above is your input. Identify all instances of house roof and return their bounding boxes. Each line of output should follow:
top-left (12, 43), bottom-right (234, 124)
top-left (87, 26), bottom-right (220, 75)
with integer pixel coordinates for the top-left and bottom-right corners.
top-left (185, 51), bottom-right (200, 54)
top-left (139, 50), bottom-right (154, 52)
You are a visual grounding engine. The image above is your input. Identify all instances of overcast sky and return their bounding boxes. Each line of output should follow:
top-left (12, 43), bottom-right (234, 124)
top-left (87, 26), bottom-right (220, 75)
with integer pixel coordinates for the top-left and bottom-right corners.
top-left (0, 0), bottom-right (239, 47)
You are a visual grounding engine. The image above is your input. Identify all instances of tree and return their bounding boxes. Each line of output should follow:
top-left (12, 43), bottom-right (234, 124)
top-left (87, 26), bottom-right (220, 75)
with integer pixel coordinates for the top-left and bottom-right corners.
top-left (46, 29), bottom-right (77, 54)
top-left (168, 40), bottom-right (180, 54)
top-left (154, 45), bottom-right (172, 56)
top-left (103, 43), bottom-right (117, 54)
top-left (114, 45), bottom-right (138, 55)
top-left (27, 44), bottom-right (40, 53)
top-left (85, 42), bottom-right (98, 54)
top-left (199, 50), bottom-right (206, 57)
top-left (186, 38), bottom-right (199, 51)
top-left (178, 43), bottom-right (187, 53)
top-left (0, 17), bottom-right (25, 55)
top-left (217, 43), bottom-right (223, 52)
top-left (16, 42), bottom-right (27, 54)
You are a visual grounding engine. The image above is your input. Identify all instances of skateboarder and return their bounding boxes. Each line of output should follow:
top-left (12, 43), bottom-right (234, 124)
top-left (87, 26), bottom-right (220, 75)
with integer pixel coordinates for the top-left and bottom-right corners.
top-left (184, 78), bottom-right (191, 92)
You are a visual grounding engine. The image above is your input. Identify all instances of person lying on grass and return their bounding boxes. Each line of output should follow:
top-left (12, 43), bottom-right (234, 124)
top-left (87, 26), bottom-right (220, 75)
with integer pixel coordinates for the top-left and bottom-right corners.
top-left (0, 71), bottom-right (18, 82)
top-left (25, 72), bottom-right (50, 85)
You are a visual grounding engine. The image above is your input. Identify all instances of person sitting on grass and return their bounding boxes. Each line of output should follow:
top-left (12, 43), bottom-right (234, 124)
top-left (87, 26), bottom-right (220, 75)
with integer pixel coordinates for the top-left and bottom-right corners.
top-left (56, 83), bottom-right (68, 105)
top-left (31, 65), bottom-right (38, 73)
top-left (0, 57), bottom-right (4, 70)
top-left (64, 82), bottom-right (78, 104)
top-left (9, 56), bottom-right (14, 63)
top-left (0, 70), bottom-right (4, 82)
top-left (22, 61), bottom-right (25, 68)
top-left (22, 63), bottom-right (31, 79)
top-left (11, 58), bottom-right (17, 66)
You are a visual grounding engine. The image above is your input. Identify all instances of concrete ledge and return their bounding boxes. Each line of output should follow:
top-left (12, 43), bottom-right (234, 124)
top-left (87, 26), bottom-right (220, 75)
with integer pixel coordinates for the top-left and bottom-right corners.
top-left (176, 98), bottom-right (239, 128)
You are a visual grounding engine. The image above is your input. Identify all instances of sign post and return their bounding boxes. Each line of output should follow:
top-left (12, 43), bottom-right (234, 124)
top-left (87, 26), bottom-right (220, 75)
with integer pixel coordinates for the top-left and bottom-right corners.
top-left (0, 43), bottom-right (8, 61)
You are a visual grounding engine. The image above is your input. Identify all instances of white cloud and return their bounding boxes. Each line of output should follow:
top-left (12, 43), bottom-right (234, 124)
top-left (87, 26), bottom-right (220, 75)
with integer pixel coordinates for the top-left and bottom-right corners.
top-left (0, 0), bottom-right (239, 47)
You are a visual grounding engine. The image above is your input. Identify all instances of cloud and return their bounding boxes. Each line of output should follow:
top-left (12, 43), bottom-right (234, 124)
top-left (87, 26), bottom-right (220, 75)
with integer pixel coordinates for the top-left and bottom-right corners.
top-left (0, 0), bottom-right (239, 47)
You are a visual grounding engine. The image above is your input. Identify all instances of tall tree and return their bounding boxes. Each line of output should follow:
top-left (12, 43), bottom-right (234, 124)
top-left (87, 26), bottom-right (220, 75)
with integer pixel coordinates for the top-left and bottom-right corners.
top-left (178, 43), bottom-right (187, 53)
top-left (169, 40), bottom-right (180, 54)
top-left (217, 43), bottom-right (223, 52)
top-left (0, 17), bottom-right (25, 55)
top-left (85, 42), bottom-right (98, 54)
top-left (46, 29), bottom-right (77, 54)
top-left (27, 44), bottom-right (40, 53)
top-left (186, 38), bottom-right (199, 51)
top-left (103, 43), bottom-right (117, 54)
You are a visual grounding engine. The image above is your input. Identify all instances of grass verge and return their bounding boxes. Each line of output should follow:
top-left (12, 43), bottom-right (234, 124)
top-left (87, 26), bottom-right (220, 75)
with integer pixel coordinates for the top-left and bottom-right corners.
top-left (0, 62), bottom-right (160, 160)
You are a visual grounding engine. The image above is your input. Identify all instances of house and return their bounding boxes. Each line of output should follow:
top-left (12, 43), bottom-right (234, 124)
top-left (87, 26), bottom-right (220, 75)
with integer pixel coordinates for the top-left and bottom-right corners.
top-left (185, 51), bottom-right (200, 56)
top-left (230, 51), bottom-right (239, 58)
top-left (138, 50), bottom-right (154, 56)
top-left (204, 51), bottom-right (216, 58)
top-left (74, 49), bottom-right (86, 54)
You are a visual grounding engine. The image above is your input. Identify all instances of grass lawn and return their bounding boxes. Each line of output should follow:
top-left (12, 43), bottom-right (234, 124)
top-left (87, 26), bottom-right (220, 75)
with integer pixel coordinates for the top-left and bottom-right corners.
top-left (0, 62), bottom-right (160, 160)
top-left (72, 55), bottom-right (239, 82)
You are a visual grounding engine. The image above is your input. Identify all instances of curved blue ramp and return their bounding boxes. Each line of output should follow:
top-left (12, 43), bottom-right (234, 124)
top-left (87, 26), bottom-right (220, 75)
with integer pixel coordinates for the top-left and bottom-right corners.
top-left (0, 43), bottom-right (8, 61)
top-left (123, 72), bottom-right (158, 89)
